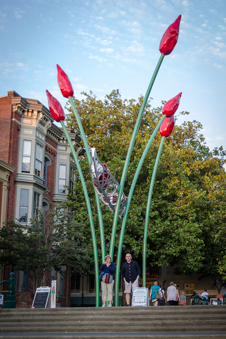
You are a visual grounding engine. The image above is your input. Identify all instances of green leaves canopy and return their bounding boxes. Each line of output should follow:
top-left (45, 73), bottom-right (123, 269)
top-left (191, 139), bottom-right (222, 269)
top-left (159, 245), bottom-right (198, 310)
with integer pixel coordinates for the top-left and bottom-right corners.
top-left (65, 90), bottom-right (226, 284)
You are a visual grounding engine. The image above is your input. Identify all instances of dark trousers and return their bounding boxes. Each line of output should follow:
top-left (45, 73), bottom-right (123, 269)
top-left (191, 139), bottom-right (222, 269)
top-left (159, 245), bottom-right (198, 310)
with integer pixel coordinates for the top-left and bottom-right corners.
top-left (169, 300), bottom-right (178, 306)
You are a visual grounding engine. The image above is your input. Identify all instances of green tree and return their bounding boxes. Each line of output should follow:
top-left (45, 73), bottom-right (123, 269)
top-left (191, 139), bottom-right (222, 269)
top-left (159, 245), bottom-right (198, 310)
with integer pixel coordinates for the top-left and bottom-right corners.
top-left (0, 207), bottom-right (93, 294)
top-left (65, 90), bottom-right (226, 287)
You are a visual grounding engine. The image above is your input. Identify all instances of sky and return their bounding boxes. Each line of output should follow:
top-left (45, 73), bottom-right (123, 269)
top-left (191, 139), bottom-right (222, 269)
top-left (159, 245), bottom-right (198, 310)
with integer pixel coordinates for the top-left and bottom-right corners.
top-left (0, 0), bottom-right (226, 154)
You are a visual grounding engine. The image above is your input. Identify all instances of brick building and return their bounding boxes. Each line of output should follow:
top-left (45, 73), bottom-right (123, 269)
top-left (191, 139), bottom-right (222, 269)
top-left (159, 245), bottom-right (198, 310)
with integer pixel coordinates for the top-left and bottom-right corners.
top-left (0, 90), bottom-right (83, 307)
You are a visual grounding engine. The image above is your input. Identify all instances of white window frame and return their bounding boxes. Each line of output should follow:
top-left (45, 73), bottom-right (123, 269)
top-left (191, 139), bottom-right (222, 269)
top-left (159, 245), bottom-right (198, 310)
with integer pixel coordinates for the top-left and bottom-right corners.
top-left (58, 164), bottom-right (66, 194)
top-left (22, 140), bottom-right (32, 173)
top-left (35, 143), bottom-right (43, 177)
top-left (19, 188), bottom-right (29, 223)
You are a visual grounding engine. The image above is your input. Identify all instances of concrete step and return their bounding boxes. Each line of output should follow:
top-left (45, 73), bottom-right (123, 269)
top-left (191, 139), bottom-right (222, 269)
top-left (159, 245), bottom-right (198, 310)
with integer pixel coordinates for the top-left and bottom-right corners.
top-left (0, 306), bottom-right (226, 336)
top-left (0, 334), bottom-right (226, 339)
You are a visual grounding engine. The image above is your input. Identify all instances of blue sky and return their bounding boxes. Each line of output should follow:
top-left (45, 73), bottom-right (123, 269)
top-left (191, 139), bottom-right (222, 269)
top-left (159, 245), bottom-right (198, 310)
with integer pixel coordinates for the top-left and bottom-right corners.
top-left (0, 0), bottom-right (226, 154)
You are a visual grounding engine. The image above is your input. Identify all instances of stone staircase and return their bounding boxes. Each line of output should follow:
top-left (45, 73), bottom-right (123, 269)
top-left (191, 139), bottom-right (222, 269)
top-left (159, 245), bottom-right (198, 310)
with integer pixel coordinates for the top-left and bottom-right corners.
top-left (0, 306), bottom-right (226, 338)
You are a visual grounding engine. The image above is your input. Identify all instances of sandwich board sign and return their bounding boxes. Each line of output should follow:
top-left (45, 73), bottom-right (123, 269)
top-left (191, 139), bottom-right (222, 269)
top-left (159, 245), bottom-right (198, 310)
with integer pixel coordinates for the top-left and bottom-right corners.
top-left (32, 287), bottom-right (51, 308)
top-left (132, 287), bottom-right (149, 307)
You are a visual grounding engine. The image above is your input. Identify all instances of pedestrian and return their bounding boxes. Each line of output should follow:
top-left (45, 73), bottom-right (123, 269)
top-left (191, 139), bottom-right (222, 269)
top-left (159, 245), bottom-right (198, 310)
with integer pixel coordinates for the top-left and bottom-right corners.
top-left (150, 281), bottom-right (161, 306)
top-left (121, 253), bottom-right (141, 306)
top-left (99, 255), bottom-right (115, 307)
top-left (167, 281), bottom-right (177, 305)
top-left (158, 284), bottom-right (166, 306)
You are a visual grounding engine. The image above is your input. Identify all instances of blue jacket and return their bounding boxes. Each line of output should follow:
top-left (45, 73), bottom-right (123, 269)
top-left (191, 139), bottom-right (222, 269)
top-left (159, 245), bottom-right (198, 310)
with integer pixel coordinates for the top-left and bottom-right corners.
top-left (99, 262), bottom-right (115, 279)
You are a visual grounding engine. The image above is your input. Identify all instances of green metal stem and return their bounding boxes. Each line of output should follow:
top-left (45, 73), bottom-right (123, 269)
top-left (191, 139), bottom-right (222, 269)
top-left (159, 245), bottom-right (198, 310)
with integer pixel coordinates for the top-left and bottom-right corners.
top-left (142, 136), bottom-right (165, 287)
top-left (61, 122), bottom-right (99, 307)
top-left (109, 54), bottom-right (165, 259)
top-left (114, 115), bottom-right (165, 306)
top-left (69, 97), bottom-right (105, 262)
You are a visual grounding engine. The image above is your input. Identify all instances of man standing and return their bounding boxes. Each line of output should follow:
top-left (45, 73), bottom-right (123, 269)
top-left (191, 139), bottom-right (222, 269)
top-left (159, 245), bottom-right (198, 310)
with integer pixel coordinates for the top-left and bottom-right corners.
top-left (167, 282), bottom-right (177, 305)
top-left (121, 253), bottom-right (141, 306)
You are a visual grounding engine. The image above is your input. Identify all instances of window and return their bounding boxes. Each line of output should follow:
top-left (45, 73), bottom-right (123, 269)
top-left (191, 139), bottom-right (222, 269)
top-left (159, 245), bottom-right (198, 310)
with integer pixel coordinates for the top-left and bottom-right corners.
top-left (35, 144), bottom-right (42, 177)
top-left (59, 165), bottom-right (66, 194)
top-left (19, 189), bottom-right (29, 223)
top-left (43, 157), bottom-right (48, 186)
top-left (69, 167), bottom-right (76, 193)
top-left (22, 140), bottom-right (31, 173)
top-left (184, 283), bottom-right (194, 295)
top-left (43, 154), bottom-right (52, 187)
top-left (33, 191), bottom-right (40, 218)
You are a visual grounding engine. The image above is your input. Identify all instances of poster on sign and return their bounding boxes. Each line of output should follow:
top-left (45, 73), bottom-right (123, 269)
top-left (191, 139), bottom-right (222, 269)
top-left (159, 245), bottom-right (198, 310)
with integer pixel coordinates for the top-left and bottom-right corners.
top-left (132, 287), bottom-right (149, 307)
top-left (51, 280), bottom-right (56, 308)
top-left (32, 287), bottom-right (51, 308)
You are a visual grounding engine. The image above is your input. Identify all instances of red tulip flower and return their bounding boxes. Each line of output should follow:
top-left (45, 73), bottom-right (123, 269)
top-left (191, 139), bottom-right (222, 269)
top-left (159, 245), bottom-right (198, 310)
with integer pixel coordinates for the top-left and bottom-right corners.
top-left (57, 64), bottom-right (74, 98)
top-left (159, 15), bottom-right (181, 55)
top-left (46, 90), bottom-right (65, 122)
top-left (160, 115), bottom-right (175, 137)
top-left (162, 92), bottom-right (182, 117)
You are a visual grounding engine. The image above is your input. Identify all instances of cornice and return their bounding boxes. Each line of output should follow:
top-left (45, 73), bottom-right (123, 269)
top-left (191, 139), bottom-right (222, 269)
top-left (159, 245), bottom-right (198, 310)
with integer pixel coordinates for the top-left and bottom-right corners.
top-left (0, 159), bottom-right (15, 173)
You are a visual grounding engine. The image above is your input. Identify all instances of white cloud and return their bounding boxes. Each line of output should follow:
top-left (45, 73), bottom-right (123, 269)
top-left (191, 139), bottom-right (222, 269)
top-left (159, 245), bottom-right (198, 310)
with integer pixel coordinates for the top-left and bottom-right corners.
top-left (100, 48), bottom-right (114, 53)
top-left (214, 63), bottom-right (223, 69)
top-left (77, 29), bottom-right (89, 36)
top-left (94, 24), bottom-right (117, 35)
top-left (96, 37), bottom-right (112, 45)
top-left (216, 36), bottom-right (222, 41)
top-left (14, 9), bottom-right (25, 19)
top-left (89, 54), bottom-right (107, 62)
top-left (214, 41), bottom-right (226, 49)
top-left (218, 25), bottom-right (226, 30)
top-left (74, 84), bottom-right (88, 90)
top-left (127, 41), bottom-right (144, 53)
top-left (216, 136), bottom-right (225, 141)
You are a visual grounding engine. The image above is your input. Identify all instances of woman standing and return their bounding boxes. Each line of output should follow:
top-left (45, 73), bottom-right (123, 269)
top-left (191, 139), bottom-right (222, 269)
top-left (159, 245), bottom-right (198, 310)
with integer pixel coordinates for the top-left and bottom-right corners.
top-left (149, 281), bottom-right (161, 306)
top-left (99, 255), bottom-right (115, 307)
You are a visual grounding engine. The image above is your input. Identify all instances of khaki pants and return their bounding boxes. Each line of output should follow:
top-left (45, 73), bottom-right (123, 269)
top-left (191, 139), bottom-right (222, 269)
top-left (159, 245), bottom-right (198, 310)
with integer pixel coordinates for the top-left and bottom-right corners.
top-left (101, 280), bottom-right (114, 302)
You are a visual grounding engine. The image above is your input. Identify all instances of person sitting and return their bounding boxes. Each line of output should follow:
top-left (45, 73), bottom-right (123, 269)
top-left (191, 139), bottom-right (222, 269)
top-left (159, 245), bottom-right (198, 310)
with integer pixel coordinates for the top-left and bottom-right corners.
top-left (215, 293), bottom-right (223, 304)
top-left (190, 291), bottom-right (197, 305)
top-left (179, 291), bottom-right (186, 305)
top-left (198, 289), bottom-right (209, 304)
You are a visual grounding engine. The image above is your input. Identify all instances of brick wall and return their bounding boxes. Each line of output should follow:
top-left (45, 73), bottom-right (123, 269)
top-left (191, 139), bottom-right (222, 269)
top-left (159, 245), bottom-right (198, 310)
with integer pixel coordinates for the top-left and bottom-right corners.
top-left (0, 94), bottom-right (13, 163)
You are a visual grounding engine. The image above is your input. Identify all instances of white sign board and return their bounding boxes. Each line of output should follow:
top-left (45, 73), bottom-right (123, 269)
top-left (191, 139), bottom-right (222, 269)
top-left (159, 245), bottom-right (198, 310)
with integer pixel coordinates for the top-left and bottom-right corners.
top-left (51, 280), bottom-right (56, 308)
top-left (0, 294), bottom-right (3, 306)
top-left (132, 287), bottom-right (149, 307)
top-left (32, 287), bottom-right (51, 308)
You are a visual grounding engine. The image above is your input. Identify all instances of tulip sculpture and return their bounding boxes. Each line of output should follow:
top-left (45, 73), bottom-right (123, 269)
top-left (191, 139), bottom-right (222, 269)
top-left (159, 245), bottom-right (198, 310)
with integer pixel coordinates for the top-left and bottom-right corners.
top-left (109, 15), bottom-right (182, 259)
top-left (46, 90), bottom-right (100, 307)
top-left (46, 15), bottom-right (182, 307)
top-left (56, 65), bottom-right (106, 264)
top-left (114, 93), bottom-right (182, 305)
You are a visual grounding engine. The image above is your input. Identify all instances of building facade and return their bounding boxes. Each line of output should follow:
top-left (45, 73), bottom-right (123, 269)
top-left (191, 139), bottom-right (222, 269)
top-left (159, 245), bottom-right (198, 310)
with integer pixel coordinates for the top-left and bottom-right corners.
top-left (0, 90), bottom-right (83, 307)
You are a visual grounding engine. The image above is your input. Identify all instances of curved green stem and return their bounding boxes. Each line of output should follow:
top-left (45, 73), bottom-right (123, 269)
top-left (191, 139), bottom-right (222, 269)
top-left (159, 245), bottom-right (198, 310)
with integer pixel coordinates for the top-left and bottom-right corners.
top-left (114, 116), bottom-right (165, 306)
top-left (69, 97), bottom-right (105, 262)
top-left (61, 122), bottom-right (99, 307)
top-left (143, 136), bottom-right (165, 287)
top-left (109, 54), bottom-right (165, 259)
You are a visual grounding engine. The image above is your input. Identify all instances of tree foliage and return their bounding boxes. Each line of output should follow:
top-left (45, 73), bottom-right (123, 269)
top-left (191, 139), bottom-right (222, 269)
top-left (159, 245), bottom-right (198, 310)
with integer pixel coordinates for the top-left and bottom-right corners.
top-left (65, 89), bottom-right (226, 286)
top-left (0, 208), bottom-right (93, 292)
